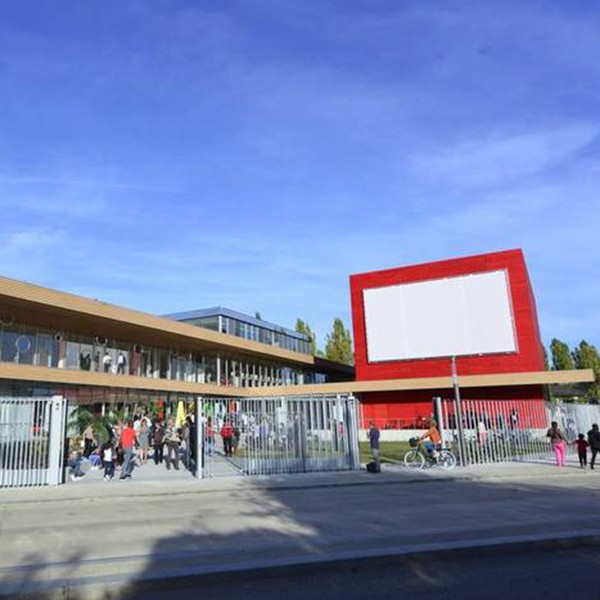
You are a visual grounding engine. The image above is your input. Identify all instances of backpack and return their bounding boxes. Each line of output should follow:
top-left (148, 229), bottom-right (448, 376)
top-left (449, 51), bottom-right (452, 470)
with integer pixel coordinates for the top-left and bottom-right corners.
top-left (366, 461), bottom-right (380, 473)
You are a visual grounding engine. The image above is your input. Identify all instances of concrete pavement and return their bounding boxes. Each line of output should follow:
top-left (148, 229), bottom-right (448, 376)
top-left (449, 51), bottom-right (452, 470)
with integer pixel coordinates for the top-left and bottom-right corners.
top-left (1, 459), bottom-right (599, 598)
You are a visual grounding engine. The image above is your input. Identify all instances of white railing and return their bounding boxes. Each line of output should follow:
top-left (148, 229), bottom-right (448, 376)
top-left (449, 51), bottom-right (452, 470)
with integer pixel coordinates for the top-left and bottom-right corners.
top-left (0, 396), bottom-right (66, 487)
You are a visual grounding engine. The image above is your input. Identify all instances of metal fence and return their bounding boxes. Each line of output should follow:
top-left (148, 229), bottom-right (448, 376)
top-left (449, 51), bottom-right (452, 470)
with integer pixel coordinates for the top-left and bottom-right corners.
top-left (198, 394), bottom-right (360, 478)
top-left (0, 396), bottom-right (67, 487)
top-left (548, 402), bottom-right (600, 443)
top-left (439, 398), bottom-right (553, 466)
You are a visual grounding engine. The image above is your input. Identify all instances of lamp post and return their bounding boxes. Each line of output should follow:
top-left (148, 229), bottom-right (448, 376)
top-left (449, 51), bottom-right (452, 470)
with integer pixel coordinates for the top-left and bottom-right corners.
top-left (451, 356), bottom-right (468, 466)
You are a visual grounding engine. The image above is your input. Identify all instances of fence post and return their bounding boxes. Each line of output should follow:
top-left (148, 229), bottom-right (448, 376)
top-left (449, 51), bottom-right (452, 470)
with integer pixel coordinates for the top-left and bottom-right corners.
top-left (47, 396), bottom-right (65, 486)
top-left (195, 397), bottom-right (203, 479)
top-left (347, 396), bottom-right (360, 470)
top-left (451, 357), bottom-right (468, 466)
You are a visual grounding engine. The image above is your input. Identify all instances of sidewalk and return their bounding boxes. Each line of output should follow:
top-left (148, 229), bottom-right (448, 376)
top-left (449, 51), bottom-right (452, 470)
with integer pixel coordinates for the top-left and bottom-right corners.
top-left (1, 459), bottom-right (599, 598)
top-left (0, 455), bottom-right (593, 504)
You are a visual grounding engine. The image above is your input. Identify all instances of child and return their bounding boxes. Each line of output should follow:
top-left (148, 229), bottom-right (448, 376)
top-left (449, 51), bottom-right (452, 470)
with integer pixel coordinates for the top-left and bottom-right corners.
top-left (89, 449), bottom-right (102, 470)
top-left (102, 442), bottom-right (115, 480)
top-left (574, 433), bottom-right (589, 469)
top-left (68, 451), bottom-right (85, 481)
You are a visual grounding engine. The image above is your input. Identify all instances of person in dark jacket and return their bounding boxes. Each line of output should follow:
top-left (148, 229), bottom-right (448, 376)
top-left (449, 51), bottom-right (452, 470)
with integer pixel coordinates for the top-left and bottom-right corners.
top-left (368, 422), bottom-right (380, 462)
top-left (588, 424), bottom-right (600, 470)
top-left (152, 420), bottom-right (165, 465)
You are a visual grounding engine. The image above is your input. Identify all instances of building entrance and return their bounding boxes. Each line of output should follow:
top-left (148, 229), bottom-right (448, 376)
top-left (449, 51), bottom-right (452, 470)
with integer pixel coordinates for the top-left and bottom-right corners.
top-left (198, 394), bottom-right (360, 478)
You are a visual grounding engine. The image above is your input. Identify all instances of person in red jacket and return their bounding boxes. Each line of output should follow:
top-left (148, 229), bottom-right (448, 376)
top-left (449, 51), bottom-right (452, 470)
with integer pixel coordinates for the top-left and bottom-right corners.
top-left (119, 420), bottom-right (136, 480)
top-left (220, 420), bottom-right (234, 457)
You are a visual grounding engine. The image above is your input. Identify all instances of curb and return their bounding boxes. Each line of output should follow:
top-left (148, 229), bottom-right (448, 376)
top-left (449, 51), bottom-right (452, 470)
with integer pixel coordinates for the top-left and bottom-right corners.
top-left (2, 464), bottom-right (596, 505)
top-left (4, 529), bottom-right (600, 598)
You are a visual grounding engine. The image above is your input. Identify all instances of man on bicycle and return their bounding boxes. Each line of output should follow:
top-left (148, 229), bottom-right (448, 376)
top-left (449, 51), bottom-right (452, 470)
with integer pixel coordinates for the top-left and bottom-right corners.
top-left (419, 418), bottom-right (441, 461)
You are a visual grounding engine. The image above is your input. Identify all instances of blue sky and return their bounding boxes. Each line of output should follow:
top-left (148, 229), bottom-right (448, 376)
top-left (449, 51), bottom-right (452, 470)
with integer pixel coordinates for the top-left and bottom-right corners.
top-left (0, 0), bottom-right (598, 351)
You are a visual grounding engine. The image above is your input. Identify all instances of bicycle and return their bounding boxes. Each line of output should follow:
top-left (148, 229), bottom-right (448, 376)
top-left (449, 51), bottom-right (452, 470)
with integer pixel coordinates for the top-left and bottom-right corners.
top-left (404, 437), bottom-right (457, 471)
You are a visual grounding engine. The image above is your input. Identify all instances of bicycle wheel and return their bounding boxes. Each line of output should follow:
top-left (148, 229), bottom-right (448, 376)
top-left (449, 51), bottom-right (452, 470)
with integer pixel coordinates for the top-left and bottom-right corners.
top-left (438, 450), bottom-right (456, 471)
top-left (404, 450), bottom-right (425, 469)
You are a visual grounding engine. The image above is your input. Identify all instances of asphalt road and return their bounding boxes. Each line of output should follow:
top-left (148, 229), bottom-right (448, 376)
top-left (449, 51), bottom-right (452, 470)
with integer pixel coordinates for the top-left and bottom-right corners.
top-left (120, 545), bottom-right (600, 600)
top-left (2, 466), bottom-right (599, 598)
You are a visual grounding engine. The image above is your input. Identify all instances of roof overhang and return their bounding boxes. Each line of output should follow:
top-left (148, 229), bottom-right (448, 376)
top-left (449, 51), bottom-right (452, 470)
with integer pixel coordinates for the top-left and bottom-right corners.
top-left (237, 369), bottom-right (596, 397)
top-left (0, 275), bottom-right (336, 369)
top-left (1, 363), bottom-right (592, 400)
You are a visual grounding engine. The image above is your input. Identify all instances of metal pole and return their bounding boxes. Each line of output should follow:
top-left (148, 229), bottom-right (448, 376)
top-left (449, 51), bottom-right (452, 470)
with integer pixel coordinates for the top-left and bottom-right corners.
top-left (452, 356), bottom-right (468, 466)
top-left (195, 397), bottom-right (203, 479)
top-left (433, 396), bottom-right (445, 448)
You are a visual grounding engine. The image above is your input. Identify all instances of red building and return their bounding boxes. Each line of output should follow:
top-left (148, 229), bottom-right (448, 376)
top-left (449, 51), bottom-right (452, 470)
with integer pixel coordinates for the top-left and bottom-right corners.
top-left (350, 249), bottom-right (549, 428)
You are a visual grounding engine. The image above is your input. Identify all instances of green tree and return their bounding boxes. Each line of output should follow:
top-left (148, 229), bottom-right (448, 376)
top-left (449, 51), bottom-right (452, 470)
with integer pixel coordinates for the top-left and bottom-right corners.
top-left (295, 318), bottom-right (318, 355)
top-left (254, 311), bottom-right (262, 320)
top-left (550, 338), bottom-right (574, 371)
top-left (68, 406), bottom-right (124, 446)
top-left (571, 340), bottom-right (600, 370)
top-left (325, 317), bottom-right (354, 365)
top-left (571, 340), bottom-right (600, 401)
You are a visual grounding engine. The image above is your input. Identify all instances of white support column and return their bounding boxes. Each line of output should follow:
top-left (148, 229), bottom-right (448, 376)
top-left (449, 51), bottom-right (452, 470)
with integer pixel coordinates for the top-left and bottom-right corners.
top-left (48, 396), bottom-right (66, 486)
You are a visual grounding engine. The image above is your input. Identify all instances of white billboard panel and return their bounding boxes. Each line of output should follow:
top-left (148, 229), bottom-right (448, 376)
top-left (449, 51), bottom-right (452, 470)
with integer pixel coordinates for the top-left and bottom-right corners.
top-left (363, 270), bottom-right (517, 362)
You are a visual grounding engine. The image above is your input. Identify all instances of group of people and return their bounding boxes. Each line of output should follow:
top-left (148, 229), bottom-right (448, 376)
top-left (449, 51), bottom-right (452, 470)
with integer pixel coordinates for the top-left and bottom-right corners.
top-left (368, 418), bottom-right (600, 470)
top-left (203, 417), bottom-right (240, 457)
top-left (71, 414), bottom-right (198, 481)
top-left (546, 421), bottom-right (600, 469)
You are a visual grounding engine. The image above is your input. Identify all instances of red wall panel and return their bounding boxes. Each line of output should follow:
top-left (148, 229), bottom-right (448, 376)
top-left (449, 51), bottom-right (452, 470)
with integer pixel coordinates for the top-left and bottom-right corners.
top-left (350, 249), bottom-right (545, 382)
top-left (361, 386), bottom-right (547, 428)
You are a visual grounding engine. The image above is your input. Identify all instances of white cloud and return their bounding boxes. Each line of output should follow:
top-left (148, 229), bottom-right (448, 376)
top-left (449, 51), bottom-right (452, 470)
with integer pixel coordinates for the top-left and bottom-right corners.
top-left (410, 124), bottom-right (599, 187)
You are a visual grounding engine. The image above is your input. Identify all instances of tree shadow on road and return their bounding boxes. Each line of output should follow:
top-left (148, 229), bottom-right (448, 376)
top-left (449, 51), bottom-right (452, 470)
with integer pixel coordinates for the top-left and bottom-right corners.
top-left (3, 466), bottom-right (600, 599)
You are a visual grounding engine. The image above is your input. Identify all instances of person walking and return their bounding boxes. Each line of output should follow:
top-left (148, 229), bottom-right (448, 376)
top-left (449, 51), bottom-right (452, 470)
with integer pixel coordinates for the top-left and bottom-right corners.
top-left (367, 421), bottom-right (381, 473)
top-left (573, 433), bottom-right (588, 469)
top-left (119, 419), bottom-right (136, 480)
top-left (137, 417), bottom-right (150, 464)
top-left (546, 421), bottom-right (568, 467)
top-left (588, 423), bottom-right (600, 470)
top-left (117, 352), bottom-right (127, 374)
top-left (102, 442), bottom-right (115, 480)
top-left (82, 424), bottom-right (96, 458)
top-left (220, 420), bottom-right (234, 457)
top-left (152, 420), bottom-right (165, 465)
top-left (204, 417), bottom-right (215, 457)
top-left (102, 351), bottom-right (112, 373)
top-left (368, 421), bottom-right (381, 462)
top-left (164, 417), bottom-right (181, 470)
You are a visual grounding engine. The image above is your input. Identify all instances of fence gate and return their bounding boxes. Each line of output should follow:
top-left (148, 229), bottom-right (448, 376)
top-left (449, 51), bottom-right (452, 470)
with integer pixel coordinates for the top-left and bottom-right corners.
top-left (197, 394), bottom-right (360, 478)
top-left (0, 396), bottom-right (67, 488)
top-left (439, 397), bottom-right (553, 466)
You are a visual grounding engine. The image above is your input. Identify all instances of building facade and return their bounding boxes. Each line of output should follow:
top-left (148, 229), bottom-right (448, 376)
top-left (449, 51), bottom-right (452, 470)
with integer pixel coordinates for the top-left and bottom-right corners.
top-left (349, 249), bottom-right (582, 428)
top-left (164, 307), bottom-right (312, 355)
top-left (0, 275), bottom-right (353, 411)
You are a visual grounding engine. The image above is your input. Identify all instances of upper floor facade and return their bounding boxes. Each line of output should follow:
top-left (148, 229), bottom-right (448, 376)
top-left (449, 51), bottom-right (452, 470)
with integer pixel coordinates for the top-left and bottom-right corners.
top-left (0, 275), bottom-right (354, 397)
top-left (164, 307), bottom-right (312, 355)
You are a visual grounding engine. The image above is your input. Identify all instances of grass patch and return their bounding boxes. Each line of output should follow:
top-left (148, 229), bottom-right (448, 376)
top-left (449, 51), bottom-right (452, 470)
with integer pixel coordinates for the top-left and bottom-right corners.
top-left (360, 441), bottom-right (411, 464)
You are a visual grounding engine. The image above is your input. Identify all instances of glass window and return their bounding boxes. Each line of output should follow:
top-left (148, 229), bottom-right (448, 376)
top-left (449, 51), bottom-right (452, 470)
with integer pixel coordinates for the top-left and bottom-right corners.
top-left (259, 328), bottom-right (272, 345)
top-left (36, 333), bottom-right (55, 368)
top-left (15, 332), bottom-right (35, 365)
top-left (66, 342), bottom-right (80, 370)
top-left (79, 344), bottom-right (93, 371)
top-left (220, 317), bottom-right (229, 335)
top-left (1, 330), bottom-right (18, 362)
top-left (196, 316), bottom-right (219, 331)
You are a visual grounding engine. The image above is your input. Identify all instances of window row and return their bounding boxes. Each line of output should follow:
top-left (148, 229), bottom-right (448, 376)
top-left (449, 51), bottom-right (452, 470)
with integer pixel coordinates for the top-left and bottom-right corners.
top-left (185, 316), bottom-right (311, 354)
top-left (0, 324), bottom-right (326, 388)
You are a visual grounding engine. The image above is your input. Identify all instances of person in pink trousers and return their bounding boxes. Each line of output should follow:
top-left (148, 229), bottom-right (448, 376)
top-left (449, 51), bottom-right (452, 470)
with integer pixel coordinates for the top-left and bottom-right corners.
top-left (547, 421), bottom-right (568, 466)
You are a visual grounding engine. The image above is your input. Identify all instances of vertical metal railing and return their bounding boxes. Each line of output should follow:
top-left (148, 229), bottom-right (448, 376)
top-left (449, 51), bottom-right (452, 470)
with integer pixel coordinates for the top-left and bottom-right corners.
top-left (197, 394), bottom-right (358, 478)
top-left (442, 397), bottom-right (555, 466)
top-left (0, 396), bottom-right (66, 488)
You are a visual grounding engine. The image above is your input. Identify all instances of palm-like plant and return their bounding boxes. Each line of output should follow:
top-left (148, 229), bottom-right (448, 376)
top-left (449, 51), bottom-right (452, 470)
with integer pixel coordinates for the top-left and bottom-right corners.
top-left (68, 406), bottom-right (126, 446)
